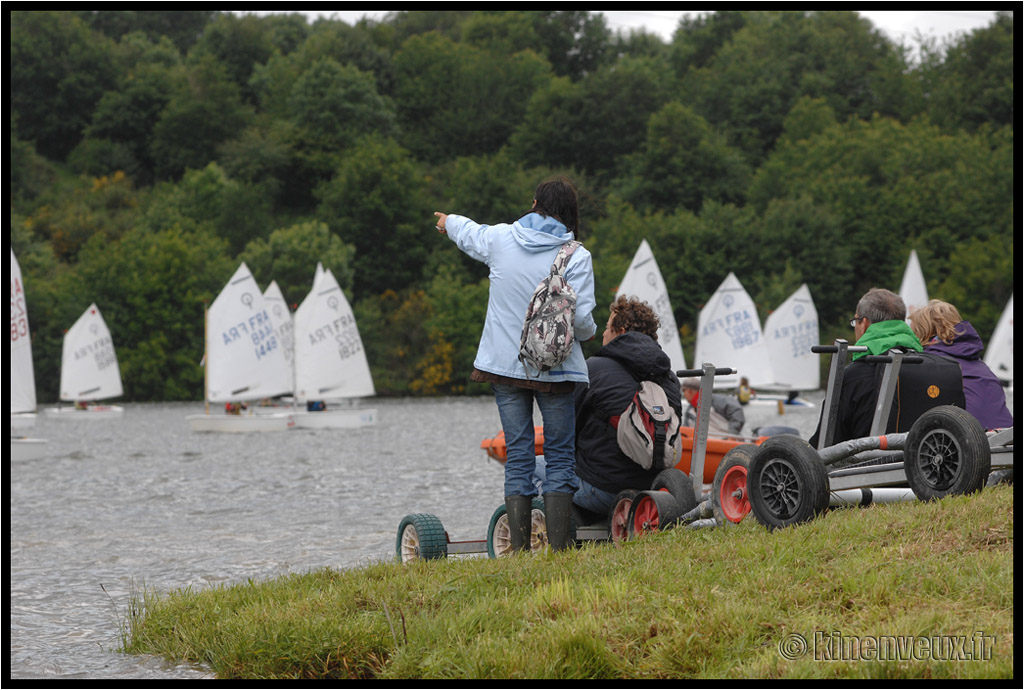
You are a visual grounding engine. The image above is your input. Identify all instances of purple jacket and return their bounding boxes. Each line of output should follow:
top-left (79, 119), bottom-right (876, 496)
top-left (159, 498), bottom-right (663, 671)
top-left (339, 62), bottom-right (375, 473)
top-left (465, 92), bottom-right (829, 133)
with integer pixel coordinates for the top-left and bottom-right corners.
top-left (924, 321), bottom-right (1013, 430)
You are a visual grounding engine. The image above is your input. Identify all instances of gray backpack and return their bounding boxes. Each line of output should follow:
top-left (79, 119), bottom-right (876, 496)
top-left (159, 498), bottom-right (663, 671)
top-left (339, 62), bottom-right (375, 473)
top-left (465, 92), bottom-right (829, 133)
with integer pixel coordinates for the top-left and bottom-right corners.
top-left (615, 380), bottom-right (682, 470)
top-left (518, 241), bottom-right (580, 375)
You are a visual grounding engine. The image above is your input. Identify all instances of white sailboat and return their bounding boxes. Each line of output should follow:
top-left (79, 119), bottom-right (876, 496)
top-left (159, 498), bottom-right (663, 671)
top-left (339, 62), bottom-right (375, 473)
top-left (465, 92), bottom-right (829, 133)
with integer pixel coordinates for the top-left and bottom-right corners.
top-left (983, 294), bottom-right (1013, 387)
top-left (899, 249), bottom-right (928, 318)
top-left (616, 239), bottom-right (686, 372)
top-left (260, 280), bottom-right (296, 399)
top-left (10, 250), bottom-right (47, 460)
top-left (186, 263), bottom-right (295, 432)
top-left (693, 273), bottom-right (775, 390)
top-left (291, 266), bottom-right (377, 429)
top-left (759, 284), bottom-right (819, 407)
top-left (45, 304), bottom-right (125, 419)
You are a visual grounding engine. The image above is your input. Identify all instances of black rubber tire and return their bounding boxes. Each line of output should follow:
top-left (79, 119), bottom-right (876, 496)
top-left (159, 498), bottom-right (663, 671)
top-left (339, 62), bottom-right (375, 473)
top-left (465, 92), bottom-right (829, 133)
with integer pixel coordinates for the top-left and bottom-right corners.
top-left (747, 435), bottom-right (829, 530)
top-left (651, 467), bottom-right (698, 516)
top-left (904, 405), bottom-right (990, 500)
top-left (629, 489), bottom-right (684, 535)
top-left (486, 497), bottom-right (546, 558)
top-left (712, 444), bottom-right (758, 525)
top-left (608, 489), bottom-right (639, 543)
top-left (396, 513), bottom-right (448, 563)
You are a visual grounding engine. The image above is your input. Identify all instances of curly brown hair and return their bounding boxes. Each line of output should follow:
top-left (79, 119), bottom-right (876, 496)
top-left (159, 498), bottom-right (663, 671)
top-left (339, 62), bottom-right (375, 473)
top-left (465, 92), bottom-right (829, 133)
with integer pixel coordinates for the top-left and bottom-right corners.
top-left (609, 295), bottom-right (661, 341)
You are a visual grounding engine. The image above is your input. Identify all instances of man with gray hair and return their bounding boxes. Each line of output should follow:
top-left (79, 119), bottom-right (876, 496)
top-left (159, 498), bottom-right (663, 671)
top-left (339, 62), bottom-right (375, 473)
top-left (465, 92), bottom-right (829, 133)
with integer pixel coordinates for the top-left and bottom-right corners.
top-left (808, 287), bottom-right (963, 447)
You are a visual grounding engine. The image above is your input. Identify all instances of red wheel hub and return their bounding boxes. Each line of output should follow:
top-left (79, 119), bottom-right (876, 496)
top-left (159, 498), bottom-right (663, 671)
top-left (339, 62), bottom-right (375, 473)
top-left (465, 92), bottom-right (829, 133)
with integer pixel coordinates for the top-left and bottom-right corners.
top-left (719, 464), bottom-right (750, 523)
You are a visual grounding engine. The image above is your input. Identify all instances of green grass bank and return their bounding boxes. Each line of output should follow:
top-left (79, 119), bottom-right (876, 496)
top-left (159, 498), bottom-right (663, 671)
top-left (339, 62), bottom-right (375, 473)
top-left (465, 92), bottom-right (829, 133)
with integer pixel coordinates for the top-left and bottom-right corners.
top-left (122, 485), bottom-right (1014, 679)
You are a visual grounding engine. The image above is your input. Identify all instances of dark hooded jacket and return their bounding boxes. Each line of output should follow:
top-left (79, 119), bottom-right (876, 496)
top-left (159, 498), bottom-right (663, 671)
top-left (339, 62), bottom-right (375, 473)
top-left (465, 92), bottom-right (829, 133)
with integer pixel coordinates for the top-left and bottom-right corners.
top-left (574, 331), bottom-right (681, 494)
top-left (923, 321), bottom-right (1013, 430)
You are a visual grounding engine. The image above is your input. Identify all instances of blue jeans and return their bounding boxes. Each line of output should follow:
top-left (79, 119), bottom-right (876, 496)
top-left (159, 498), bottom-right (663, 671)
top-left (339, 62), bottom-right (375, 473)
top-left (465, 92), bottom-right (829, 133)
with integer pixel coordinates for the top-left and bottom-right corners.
top-left (572, 477), bottom-right (619, 516)
top-left (534, 457), bottom-right (618, 517)
top-left (491, 384), bottom-right (578, 497)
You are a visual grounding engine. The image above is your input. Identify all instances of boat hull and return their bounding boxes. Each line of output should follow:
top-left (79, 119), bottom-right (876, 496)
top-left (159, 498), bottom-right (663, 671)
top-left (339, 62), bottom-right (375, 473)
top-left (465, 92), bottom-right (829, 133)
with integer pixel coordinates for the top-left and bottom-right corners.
top-left (10, 413), bottom-right (37, 429)
top-left (291, 408), bottom-right (378, 429)
top-left (11, 438), bottom-right (48, 461)
top-left (186, 412), bottom-right (294, 433)
top-left (744, 395), bottom-right (816, 409)
top-left (44, 405), bottom-right (125, 420)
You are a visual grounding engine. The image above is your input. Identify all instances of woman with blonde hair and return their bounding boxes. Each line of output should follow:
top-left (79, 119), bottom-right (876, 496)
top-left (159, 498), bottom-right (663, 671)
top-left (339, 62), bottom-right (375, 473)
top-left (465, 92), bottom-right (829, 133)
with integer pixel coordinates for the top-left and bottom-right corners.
top-left (909, 299), bottom-right (1012, 430)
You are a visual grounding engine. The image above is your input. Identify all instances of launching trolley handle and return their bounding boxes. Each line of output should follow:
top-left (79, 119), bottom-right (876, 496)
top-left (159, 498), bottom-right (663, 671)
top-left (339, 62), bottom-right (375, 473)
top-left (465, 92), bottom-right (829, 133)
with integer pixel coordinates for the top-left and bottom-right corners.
top-left (676, 367), bottom-right (737, 379)
top-left (815, 340), bottom-right (867, 450)
top-left (676, 364), bottom-right (737, 503)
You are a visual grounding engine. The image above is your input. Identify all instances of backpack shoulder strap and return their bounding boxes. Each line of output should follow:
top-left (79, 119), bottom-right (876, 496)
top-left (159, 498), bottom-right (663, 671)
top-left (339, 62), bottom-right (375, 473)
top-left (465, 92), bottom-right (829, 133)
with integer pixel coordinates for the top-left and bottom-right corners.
top-left (550, 241), bottom-right (579, 275)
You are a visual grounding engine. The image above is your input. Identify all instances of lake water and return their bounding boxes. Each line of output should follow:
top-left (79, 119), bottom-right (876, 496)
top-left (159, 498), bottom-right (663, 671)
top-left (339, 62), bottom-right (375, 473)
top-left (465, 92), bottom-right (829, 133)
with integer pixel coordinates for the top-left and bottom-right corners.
top-left (9, 391), bottom-right (1011, 679)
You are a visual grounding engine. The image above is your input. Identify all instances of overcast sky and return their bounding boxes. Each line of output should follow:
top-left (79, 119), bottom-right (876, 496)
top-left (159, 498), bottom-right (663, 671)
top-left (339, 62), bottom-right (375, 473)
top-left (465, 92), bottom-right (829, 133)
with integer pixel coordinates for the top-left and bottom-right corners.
top-left (262, 10), bottom-right (1000, 46)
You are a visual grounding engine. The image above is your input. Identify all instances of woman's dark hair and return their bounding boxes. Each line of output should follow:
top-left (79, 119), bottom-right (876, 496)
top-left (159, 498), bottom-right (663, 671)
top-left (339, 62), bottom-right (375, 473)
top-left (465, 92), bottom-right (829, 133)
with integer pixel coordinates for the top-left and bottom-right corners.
top-left (528, 177), bottom-right (579, 234)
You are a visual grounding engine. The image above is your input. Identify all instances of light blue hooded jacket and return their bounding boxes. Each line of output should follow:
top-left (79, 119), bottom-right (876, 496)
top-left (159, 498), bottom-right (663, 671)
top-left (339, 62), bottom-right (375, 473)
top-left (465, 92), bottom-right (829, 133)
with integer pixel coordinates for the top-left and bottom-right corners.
top-left (446, 212), bottom-right (597, 383)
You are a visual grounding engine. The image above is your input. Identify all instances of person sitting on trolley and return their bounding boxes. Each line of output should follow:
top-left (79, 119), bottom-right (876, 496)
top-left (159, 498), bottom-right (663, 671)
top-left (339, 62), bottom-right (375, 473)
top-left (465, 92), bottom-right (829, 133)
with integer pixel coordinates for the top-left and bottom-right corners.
top-left (808, 287), bottom-right (964, 448)
top-left (571, 296), bottom-right (683, 517)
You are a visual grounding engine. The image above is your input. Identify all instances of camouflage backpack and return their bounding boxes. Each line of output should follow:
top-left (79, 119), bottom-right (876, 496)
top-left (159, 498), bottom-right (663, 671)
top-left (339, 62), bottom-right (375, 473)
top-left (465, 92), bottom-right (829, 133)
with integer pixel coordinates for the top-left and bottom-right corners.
top-left (518, 241), bottom-right (580, 376)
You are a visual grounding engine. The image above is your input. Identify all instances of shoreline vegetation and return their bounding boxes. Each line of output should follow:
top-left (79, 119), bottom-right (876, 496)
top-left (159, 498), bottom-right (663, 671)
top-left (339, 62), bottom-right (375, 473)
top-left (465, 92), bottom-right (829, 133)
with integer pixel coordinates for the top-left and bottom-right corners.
top-left (121, 485), bottom-right (1013, 679)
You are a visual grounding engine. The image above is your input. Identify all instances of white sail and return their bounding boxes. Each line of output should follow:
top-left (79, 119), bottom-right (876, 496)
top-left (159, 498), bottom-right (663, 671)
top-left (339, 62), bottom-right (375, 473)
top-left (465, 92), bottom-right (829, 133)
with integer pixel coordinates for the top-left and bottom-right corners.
top-left (59, 304), bottom-right (123, 401)
top-left (10, 250), bottom-right (37, 414)
top-left (294, 268), bottom-right (375, 401)
top-left (983, 294), bottom-right (1013, 385)
top-left (262, 281), bottom-right (295, 396)
top-left (694, 273), bottom-right (774, 389)
top-left (899, 249), bottom-right (928, 317)
top-left (206, 263), bottom-right (292, 403)
top-left (616, 239), bottom-right (686, 372)
top-left (764, 284), bottom-right (820, 391)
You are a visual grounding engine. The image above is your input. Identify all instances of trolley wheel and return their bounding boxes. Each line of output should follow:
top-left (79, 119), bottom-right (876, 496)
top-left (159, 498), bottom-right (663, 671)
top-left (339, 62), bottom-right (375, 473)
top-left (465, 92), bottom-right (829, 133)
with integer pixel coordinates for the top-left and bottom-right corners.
top-left (651, 467), bottom-right (698, 516)
top-left (486, 497), bottom-right (548, 558)
top-left (712, 444), bottom-right (757, 525)
top-left (629, 489), bottom-right (684, 536)
top-left (904, 405), bottom-right (990, 500)
top-left (396, 513), bottom-right (448, 563)
top-left (608, 489), bottom-right (638, 543)
top-left (748, 435), bottom-right (828, 530)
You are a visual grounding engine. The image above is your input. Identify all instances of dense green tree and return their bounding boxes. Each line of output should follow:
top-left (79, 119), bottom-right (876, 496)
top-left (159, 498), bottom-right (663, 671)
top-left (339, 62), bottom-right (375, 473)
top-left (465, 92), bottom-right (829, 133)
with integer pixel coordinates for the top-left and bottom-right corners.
top-left (150, 56), bottom-right (253, 180)
top-left (614, 102), bottom-right (750, 213)
top-left (392, 32), bottom-right (551, 161)
top-left (287, 58), bottom-right (396, 174)
top-left (18, 172), bottom-right (138, 262)
top-left (315, 136), bottom-right (433, 299)
top-left (670, 10), bottom-right (747, 74)
top-left (353, 288), bottom-right (428, 396)
top-left (10, 124), bottom-right (58, 209)
top-left (75, 38), bottom-right (183, 183)
top-left (748, 115), bottom-right (1013, 325)
top-left (10, 11), bottom-right (118, 160)
top-left (679, 11), bottom-right (909, 164)
top-left (239, 221), bottom-right (356, 307)
top-left (918, 11), bottom-right (1014, 132)
top-left (74, 10), bottom-right (215, 54)
top-left (510, 56), bottom-right (673, 176)
top-left (188, 13), bottom-right (277, 103)
top-left (30, 226), bottom-right (234, 401)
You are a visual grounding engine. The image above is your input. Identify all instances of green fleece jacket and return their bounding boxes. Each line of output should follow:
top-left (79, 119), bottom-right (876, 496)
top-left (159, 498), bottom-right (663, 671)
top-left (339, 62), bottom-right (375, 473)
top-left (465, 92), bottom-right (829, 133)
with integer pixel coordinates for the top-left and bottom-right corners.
top-left (852, 319), bottom-right (923, 360)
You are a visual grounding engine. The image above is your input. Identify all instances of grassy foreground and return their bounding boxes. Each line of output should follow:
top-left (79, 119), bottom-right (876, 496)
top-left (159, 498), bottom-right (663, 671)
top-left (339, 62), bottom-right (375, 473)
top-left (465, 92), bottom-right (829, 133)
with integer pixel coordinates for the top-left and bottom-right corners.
top-left (122, 485), bottom-right (1014, 679)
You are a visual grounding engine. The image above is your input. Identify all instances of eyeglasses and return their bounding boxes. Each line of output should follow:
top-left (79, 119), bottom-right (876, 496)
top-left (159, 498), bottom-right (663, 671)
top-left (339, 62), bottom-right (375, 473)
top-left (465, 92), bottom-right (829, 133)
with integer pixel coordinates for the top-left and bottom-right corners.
top-left (849, 316), bottom-right (866, 328)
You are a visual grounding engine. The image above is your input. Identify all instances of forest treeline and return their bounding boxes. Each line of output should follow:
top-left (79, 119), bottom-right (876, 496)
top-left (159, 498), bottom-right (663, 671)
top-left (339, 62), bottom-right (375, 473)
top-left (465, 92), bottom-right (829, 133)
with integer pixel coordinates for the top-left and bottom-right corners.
top-left (10, 10), bottom-right (1015, 401)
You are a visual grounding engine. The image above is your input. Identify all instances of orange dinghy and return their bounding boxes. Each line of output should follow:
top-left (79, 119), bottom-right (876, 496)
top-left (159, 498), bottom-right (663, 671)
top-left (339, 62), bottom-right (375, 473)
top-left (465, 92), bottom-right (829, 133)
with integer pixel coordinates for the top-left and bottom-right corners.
top-left (480, 425), bottom-right (765, 483)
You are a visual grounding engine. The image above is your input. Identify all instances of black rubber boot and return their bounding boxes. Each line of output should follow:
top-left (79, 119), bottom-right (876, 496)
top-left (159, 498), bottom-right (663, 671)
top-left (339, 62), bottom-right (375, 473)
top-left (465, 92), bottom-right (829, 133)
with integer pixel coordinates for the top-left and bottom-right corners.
top-left (504, 495), bottom-right (533, 552)
top-left (543, 492), bottom-right (575, 552)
